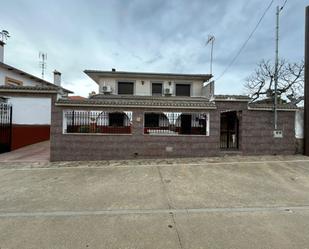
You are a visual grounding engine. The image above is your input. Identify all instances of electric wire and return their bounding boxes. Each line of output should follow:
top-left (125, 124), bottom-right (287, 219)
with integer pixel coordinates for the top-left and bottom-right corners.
top-left (215, 0), bottom-right (275, 81)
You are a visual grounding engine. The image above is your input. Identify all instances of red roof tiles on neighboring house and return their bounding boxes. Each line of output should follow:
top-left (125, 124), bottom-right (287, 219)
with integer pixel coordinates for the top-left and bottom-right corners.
top-left (68, 96), bottom-right (86, 100)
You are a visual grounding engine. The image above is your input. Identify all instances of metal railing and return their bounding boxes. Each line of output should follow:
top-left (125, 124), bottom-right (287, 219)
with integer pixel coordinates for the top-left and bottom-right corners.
top-left (144, 112), bottom-right (208, 135)
top-left (0, 103), bottom-right (12, 153)
top-left (64, 110), bottom-right (132, 134)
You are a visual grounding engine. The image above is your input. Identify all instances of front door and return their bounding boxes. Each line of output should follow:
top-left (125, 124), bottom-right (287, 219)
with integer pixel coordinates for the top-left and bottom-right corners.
top-left (220, 111), bottom-right (239, 150)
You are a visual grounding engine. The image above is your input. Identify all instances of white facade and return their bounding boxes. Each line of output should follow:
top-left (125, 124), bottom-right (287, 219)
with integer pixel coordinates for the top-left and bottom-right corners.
top-left (295, 109), bottom-right (304, 139)
top-left (0, 67), bottom-right (42, 87)
top-left (98, 77), bottom-right (210, 97)
top-left (7, 97), bottom-right (51, 125)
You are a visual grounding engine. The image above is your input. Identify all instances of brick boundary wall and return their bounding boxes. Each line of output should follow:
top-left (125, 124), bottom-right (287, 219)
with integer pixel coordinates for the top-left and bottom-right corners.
top-left (50, 101), bottom-right (298, 161)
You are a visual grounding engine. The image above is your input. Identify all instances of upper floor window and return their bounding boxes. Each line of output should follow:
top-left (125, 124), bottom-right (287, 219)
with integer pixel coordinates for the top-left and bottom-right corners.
top-left (176, 84), bottom-right (191, 97)
top-left (118, 82), bottom-right (134, 95)
top-left (5, 77), bottom-right (23, 86)
top-left (152, 83), bottom-right (163, 96)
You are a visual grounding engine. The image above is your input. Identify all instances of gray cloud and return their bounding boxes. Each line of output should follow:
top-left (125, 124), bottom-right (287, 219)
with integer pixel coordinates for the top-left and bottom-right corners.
top-left (1, 0), bottom-right (307, 96)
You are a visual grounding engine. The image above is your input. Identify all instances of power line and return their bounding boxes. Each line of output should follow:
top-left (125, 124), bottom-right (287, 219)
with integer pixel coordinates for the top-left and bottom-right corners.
top-left (280, 0), bottom-right (288, 11)
top-left (215, 0), bottom-right (275, 81)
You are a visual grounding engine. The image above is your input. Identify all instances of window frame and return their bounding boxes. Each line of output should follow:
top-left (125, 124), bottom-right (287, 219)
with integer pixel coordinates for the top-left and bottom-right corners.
top-left (5, 77), bottom-right (23, 86)
top-left (143, 111), bottom-right (210, 136)
top-left (175, 82), bottom-right (192, 97)
top-left (63, 110), bottom-right (133, 135)
top-left (117, 80), bottom-right (135, 95)
top-left (151, 82), bottom-right (163, 96)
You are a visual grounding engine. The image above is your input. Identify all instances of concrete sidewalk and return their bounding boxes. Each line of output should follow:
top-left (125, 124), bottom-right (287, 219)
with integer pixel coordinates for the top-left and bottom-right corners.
top-left (0, 140), bottom-right (50, 162)
top-left (1, 156), bottom-right (309, 248)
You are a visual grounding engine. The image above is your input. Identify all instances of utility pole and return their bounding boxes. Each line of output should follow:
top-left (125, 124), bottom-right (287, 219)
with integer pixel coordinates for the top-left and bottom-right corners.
top-left (274, 5), bottom-right (280, 130)
top-left (305, 6), bottom-right (309, 156)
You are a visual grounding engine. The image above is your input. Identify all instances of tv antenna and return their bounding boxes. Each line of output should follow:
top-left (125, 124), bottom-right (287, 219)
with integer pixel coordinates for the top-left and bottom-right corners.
top-left (39, 52), bottom-right (47, 79)
top-left (0, 30), bottom-right (10, 43)
top-left (206, 35), bottom-right (215, 75)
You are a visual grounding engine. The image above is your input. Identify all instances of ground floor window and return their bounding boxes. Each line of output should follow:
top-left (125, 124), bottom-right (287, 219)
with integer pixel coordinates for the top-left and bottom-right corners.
top-left (64, 110), bottom-right (132, 134)
top-left (109, 112), bottom-right (125, 127)
top-left (144, 112), bottom-right (209, 136)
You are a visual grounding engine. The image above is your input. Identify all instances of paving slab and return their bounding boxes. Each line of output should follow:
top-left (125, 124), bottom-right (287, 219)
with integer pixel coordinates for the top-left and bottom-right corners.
top-left (0, 167), bottom-right (167, 212)
top-left (158, 161), bottom-right (309, 208)
top-left (0, 140), bottom-right (50, 162)
top-left (174, 210), bottom-right (309, 249)
top-left (0, 214), bottom-right (180, 249)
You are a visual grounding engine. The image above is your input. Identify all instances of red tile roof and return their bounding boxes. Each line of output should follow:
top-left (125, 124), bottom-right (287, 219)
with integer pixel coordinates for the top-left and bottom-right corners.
top-left (68, 96), bottom-right (86, 100)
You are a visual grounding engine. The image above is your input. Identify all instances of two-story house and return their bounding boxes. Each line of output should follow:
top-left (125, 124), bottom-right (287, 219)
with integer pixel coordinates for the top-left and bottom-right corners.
top-left (85, 68), bottom-right (214, 98)
top-left (50, 68), bottom-right (300, 161)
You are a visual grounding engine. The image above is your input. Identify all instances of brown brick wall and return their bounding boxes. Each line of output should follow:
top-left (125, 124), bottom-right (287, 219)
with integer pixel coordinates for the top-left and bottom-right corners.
top-left (50, 102), bottom-right (297, 161)
top-left (241, 110), bottom-right (296, 155)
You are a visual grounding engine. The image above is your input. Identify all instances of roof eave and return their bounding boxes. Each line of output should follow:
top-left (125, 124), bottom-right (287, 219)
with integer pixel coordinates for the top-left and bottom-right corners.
top-left (55, 102), bottom-right (217, 110)
top-left (248, 106), bottom-right (298, 111)
top-left (84, 70), bottom-right (212, 83)
top-left (214, 99), bottom-right (251, 102)
top-left (0, 62), bottom-right (73, 93)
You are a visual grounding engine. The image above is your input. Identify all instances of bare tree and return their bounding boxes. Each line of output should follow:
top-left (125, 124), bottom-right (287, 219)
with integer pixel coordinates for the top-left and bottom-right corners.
top-left (244, 59), bottom-right (304, 104)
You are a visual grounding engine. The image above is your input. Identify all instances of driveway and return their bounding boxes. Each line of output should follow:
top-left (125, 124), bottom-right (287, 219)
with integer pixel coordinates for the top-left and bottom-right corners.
top-left (0, 155), bottom-right (309, 248)
top-left (0, 140), bottom-right (50, 162)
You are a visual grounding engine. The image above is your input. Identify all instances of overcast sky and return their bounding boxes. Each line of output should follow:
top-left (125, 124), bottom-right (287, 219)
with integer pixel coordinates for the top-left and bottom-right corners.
top-left (1, 0), bottom-right (308, 96)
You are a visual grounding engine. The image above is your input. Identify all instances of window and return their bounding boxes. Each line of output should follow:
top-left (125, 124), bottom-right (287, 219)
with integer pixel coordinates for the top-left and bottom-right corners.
top-left (152, 83), bottom-right (163, 96)
top-left (144, 112), bottom-right (209, 136)
top-left (5, 77), bottom-right (23, 86)
top-left (109, 113), bottom-right (124, 127)
top-left (176, 84), bottom-right (191, 96)
top-left (118, 82), bottom-right (134, 95)
top-left (64, 110), bottom-right (132, 134)
top-left (144, 113), bottom-right (160, 127)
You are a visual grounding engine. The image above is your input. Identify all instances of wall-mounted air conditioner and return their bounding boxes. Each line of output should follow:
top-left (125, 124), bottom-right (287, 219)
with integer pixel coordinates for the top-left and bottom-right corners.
top-left (102, 85), bottom-right (112, 94)
top-left (164, 88), bottom-right (172, 96)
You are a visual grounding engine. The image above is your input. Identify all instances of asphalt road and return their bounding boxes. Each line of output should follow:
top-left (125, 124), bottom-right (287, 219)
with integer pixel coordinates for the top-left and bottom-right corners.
top-left (1, 155), bottom-right (309, 249)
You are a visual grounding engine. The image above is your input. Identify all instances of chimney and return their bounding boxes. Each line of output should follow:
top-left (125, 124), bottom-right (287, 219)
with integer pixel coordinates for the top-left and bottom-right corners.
top-left (53, 70), bottom-right (61, 86)
top-left (0, 41), bottom-right (5, 63)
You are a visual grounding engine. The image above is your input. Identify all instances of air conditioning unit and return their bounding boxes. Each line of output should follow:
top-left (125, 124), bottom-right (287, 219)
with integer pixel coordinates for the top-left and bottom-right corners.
top-left (102, 85), bottom-right (112, 94)
top-left (164, 88), bottom-right (172, 96)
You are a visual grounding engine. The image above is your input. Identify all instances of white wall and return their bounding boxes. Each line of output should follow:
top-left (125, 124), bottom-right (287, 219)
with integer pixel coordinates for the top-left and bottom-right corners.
top-left (7, 97), bottom-right (51, 125)
top-left (0, 67), bottom-right (42, 86)
top-left (98, 77), bottom-right (205, 97)
top-left (295, 109), bottom-right (304, 139)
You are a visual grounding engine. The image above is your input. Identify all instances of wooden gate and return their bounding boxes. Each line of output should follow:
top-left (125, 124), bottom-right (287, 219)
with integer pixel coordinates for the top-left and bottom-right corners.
top-left (0, 103), bottom-right (12, 153)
